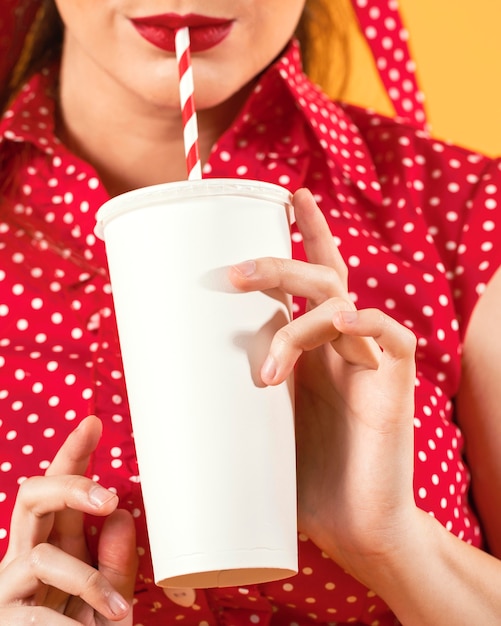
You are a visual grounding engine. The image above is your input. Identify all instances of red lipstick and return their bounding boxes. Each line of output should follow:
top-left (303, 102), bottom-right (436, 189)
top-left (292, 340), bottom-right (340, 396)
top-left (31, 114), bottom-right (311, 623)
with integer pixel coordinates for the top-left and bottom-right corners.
top-left (130, 13), bottom-right (234, 53)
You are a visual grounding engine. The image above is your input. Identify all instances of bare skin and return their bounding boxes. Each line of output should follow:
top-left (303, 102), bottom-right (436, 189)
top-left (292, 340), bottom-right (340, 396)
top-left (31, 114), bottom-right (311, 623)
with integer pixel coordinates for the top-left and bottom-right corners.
top-left (0, 416), bottom-right (137, 624)
top-left (54, 0), bottom-right (305, 194)
top-left (2, 188), bottom-right (501, 623)
top-left (455, 265), bottom-right (501, 558)
top-left (3, 0), bottom-right (501, 621)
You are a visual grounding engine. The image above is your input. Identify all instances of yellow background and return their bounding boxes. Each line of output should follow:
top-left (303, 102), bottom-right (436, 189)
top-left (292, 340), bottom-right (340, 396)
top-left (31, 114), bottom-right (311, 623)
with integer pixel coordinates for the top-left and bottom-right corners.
top-left (343, 0), bottom-right (500, 156)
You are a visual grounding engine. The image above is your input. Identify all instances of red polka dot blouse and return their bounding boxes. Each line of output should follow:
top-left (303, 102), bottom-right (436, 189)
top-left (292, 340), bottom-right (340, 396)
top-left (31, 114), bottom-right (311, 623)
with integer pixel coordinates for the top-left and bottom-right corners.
top-left (0, 41), bottom-right (500, 626)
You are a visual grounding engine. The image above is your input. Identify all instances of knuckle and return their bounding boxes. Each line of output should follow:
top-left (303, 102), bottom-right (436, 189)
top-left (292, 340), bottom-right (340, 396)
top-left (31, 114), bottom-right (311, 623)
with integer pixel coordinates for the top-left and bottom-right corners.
top-left (376, 309), bottom-right (417, 357)
top-left (270, 256), bottom-right (287, 278)
top-left (273, 323), bottom-right (299, 349)
top-left (16, 476), bottom-right (45, 510)
top-left (17, 474), bottom-right (89, 517)
top-left (29, 542), bottom-right (53, 570)
top-left (63, 473), bottom-right (88, 495)
top-left (318, 266), bottom-right (347, 300)
top-left (328, 296), bottom-right (354, 312)
top-left (400, 325), bottom-right (418, 354)
top-left (320, 266), bottom-right (338, 293)
top-left (81, 566), bottom-right (103, 595)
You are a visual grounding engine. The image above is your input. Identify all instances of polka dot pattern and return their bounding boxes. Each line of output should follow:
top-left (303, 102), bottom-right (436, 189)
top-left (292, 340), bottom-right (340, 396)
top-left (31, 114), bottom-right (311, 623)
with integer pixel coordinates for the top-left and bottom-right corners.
top-left (351, 0), bottom-right (429, 131)
top-left (1, 41), bottom-right (500, 626)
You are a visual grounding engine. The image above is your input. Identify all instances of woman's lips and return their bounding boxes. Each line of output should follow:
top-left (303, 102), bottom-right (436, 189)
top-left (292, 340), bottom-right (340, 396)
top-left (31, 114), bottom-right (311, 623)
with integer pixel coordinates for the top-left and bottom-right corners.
top-left (130, 13), bottom-right (234, 53)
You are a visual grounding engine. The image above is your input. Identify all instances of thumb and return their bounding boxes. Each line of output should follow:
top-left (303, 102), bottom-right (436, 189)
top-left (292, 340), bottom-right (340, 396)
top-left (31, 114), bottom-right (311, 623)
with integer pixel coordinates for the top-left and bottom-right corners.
top-left (98, 509), bottom-right (138, 596)
top-left (98, 509), bottom-right (138, 616)
top-left (63, 509), bottom-right (137, 624)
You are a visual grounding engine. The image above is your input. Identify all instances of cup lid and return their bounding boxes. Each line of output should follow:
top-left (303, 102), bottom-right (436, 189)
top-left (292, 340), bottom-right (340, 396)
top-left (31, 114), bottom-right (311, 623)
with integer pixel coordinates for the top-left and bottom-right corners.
top-left (94, 178), bottom-right (294, 240)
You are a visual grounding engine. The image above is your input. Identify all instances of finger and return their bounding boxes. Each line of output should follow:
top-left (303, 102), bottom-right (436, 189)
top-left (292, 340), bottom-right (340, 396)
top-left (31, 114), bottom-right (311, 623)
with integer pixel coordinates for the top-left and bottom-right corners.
top-left (46, 415), bottom-right (103, 477)
top-left (292, 188), bottom-right (349, 286)
top-left (45, 511), bottom-right (137, 624)
top-left (261, 298), bottom-right (381, 385)
top-left (229, 256), bottom-right (349, 306)
top-left (96, 510), bottom-right (138, 603)
top-left (4, 475), bottom-right (118, 562)
top-left (65, 511), bottom-right (137, 623)
top-left (45, 416), bottom-right (103, 568)
top-left (333, 308), bottom-right (417, 394)
top-left (0, 606), bottom-right (82, 625)
top-left (0, 543), bottom-right (129, 620)
top-left (332, 308), bottom-right (417, 364)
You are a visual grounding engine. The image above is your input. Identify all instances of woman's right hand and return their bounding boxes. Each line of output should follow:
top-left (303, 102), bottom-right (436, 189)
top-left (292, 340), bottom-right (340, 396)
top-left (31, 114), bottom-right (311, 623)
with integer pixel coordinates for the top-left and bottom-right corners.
top-left (0, 415), bottom-right (137, 624)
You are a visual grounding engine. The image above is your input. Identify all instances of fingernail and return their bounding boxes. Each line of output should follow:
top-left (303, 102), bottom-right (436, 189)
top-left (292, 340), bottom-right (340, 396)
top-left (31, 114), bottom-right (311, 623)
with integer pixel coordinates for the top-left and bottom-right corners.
top-left (334, 310), bottom-right (358, 324)
top-left (89, 484), bottom-right (117, 508)
top-left (261, 355), bottom-right (277, 383)
top-left (108, 590), bottom-right (129, 615)
top-left (232, 260), bottom-right (256, 277)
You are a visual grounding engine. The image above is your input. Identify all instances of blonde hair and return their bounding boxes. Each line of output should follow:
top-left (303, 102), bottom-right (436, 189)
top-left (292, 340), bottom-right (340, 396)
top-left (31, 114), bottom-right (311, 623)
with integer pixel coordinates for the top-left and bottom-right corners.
top-left (297, 0), bottom-right (352, 97)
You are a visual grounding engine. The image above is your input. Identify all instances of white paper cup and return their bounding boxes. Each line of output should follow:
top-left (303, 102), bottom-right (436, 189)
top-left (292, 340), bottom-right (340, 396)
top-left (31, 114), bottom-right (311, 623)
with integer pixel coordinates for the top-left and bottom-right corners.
top-left (95, 179), bottom-right (297, 588)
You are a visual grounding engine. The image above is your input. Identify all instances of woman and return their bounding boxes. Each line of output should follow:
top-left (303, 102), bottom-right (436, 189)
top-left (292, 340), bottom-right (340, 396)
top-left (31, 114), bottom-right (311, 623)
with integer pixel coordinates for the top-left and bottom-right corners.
top-left (1, 0), bottom-right (501, 624)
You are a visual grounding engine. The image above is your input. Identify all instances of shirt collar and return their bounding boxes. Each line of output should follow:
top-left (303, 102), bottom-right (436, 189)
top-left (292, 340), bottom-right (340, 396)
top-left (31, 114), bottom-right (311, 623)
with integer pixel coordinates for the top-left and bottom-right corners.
top-left (0, 41), bottom-right (382, 204)
top-left (269, 41), bottom-right (382, 204)
top-left (220, 41), bottom-right (382, 204)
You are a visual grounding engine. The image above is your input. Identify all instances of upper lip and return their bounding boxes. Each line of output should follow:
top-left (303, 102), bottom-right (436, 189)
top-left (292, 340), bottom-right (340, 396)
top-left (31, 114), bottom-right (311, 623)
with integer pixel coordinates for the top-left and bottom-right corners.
top-left (129, 13), bottom-right (232, 29)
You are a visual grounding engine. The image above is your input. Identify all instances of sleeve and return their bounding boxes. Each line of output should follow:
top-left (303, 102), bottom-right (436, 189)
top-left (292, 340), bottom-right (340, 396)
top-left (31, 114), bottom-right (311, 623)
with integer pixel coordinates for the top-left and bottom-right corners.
top-left (451, 158), bottom-right (501, 340)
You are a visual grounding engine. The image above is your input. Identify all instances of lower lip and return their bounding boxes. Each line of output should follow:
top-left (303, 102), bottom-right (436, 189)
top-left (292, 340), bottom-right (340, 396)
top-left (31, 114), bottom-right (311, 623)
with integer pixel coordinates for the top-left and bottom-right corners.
top-left (132, 21), bottom-right (233, 53)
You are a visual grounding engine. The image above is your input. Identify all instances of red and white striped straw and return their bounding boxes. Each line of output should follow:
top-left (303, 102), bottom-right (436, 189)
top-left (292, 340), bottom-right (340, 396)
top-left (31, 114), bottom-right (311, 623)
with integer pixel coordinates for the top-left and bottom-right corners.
top-left (175, 27), bottom-right (202, 180)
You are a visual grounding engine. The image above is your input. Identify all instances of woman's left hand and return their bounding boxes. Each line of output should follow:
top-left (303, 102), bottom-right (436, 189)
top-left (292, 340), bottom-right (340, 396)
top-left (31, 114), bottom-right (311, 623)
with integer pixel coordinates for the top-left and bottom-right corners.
top-left (229, 188), bottom-right (418, 582)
